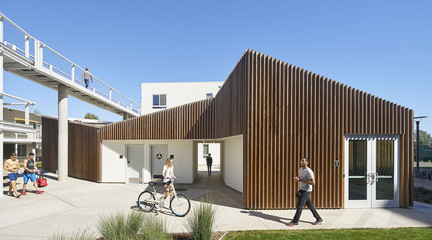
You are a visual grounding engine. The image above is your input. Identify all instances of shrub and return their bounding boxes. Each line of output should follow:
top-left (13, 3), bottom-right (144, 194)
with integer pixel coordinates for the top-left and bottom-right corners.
top-left (141, 215), bottom-right (168, 240)
top-left (49, 228), bottom-right (95, 240)
top-left (186, 198), bottom-right (216, 240)
top-left (98, 211), bottom-right (144, 240)
top-left (418, 187), bottom-right (430, 195)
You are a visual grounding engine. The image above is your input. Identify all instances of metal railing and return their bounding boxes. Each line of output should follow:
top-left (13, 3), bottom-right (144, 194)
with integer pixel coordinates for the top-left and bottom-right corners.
top-left (0, 12), bottom-right (141, 115)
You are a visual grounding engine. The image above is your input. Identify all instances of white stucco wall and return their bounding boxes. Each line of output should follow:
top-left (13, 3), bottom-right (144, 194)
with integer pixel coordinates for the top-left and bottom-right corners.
top-left (101, 139), bottom-right (194, 184)
top-left (221, 135), bottom-right (243, 193)
top-left (101, 140), bottom-right (144, 183)
top-left (197, 143), bottom-right (220, 166)
top-left (141, 81), bottom-right (224, 114)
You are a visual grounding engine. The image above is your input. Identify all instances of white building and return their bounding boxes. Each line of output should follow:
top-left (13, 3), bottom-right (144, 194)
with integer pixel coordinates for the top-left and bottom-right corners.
top-left (140, 81), bottom-right (224, 176)
top-left (141, 81), bottom-right (223, 114)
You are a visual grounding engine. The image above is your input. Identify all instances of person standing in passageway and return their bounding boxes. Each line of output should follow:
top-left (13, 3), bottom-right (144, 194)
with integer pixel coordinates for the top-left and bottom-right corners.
top-left (286, 157), bottom-right (323, 226)
top-left (81, 67), bottom-right (93, 89)
top-left (206, 153), bottom-right (213, 176)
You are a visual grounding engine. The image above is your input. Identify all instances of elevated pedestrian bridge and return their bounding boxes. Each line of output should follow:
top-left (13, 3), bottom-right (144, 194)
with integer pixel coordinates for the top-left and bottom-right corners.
top-left (0, 12), bottom-right (140, 117)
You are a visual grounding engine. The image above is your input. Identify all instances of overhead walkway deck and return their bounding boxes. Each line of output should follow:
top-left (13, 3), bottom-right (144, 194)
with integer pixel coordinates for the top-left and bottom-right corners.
top-left (0, 12), bottom-right (141, 185)
top-left (0, 12), bottom-right (140, 117)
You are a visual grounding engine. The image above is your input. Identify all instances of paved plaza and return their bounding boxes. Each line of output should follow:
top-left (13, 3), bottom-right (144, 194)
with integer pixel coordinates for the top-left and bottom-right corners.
top-left (2, 165), bottom-right (432, 239)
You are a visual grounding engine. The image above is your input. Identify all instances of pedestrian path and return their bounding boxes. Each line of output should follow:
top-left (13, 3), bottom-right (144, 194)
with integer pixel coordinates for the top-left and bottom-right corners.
top-left (1, 170), bottom-right (432, 239)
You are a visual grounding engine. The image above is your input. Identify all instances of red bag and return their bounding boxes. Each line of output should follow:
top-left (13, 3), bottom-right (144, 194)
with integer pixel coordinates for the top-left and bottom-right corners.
top-left (37, 174), bottom-right (48, 187)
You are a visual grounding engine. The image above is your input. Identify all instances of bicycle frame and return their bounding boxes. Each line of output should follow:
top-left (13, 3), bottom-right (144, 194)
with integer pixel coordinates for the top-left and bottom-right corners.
top-left (148, 180), bottom-right (179, 206)
top-left (138, 178), bottom-right (191, 217)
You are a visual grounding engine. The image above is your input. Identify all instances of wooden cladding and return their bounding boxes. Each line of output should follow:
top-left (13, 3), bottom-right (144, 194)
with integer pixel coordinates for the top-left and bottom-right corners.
top-left (214, 53), bottom-right (248, 138)
top-left (42, 117), bottom-right (100, 182)
top-left (100, 99), bottom-right (215, 140)
top-left (42, 49), bottom-right (413, 209)
top-left (243, 50), bottom-right (413, 209)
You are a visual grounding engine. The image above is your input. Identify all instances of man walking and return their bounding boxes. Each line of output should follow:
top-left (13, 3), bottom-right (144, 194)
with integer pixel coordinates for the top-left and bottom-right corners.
top-left (3, 152), bottom-right (21, 198)
top-left (22, 153), bottom-right (44, 195)
top-left (206, 153), bottom-right (213, 176)
top-left (81, 67), bottom-right (93, 89)
top-left (286, 157), bottom-right (323, 226)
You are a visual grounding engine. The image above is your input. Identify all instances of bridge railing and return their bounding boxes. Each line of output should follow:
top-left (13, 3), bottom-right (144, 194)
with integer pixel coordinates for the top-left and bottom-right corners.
top-left (0, 12), bottom-right (141, 115)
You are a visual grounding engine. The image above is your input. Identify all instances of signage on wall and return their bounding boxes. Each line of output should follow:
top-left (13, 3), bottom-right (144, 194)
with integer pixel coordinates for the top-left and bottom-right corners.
top-left (156, 153), bottom-right (162, 159)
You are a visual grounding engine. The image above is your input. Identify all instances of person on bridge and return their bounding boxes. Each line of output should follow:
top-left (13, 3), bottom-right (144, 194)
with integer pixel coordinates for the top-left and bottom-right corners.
top-left (82, 67), bottom-right (93, 89)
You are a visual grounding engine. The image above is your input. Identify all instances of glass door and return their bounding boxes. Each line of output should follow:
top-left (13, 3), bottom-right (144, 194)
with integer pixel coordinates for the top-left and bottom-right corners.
top-left (371, 139), bottom-right (399, 207)
top-left (344, 136), bottom-right (399, 208)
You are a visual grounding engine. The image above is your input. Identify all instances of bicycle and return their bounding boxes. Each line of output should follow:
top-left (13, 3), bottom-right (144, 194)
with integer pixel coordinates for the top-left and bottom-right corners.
top-left (137, 178), bottom-right (191, 217)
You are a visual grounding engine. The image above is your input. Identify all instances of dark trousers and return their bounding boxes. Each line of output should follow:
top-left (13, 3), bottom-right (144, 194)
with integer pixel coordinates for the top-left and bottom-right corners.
top-left (293, 190), bottom-right (322, 223)
top-left (207, 163), bottom-right (212, 175)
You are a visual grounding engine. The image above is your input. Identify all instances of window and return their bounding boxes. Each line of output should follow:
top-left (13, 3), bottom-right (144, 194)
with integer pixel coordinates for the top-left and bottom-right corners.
top-left (203, 144), bottom-right (209, 157)
top-left (17, 145), bottom-right (27, 157)
top-left (152, 94), bottom-right (167, 109)
top-left (206, 93), bottom-right (213, 99)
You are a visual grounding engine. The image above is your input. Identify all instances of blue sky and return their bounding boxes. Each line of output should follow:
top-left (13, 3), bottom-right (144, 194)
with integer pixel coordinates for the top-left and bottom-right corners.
top-left (1, 1), bottom-right (432, 133)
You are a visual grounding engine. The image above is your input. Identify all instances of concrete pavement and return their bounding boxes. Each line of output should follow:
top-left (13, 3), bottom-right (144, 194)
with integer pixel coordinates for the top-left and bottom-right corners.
top-left (2, 166), bottom-right (432, 239)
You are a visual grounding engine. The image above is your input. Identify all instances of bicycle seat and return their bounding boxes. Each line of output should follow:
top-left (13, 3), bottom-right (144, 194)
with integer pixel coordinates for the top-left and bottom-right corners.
top-left (148, 181), bottom-right (157, 187)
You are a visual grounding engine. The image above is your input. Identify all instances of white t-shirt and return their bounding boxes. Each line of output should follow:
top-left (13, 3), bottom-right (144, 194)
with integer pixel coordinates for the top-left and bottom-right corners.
top-left (299, 167), bottom-right (315, 192)
top-left (83, 71), bottom-right (92, 79)
top-left (162, 165), bottom-right (174, 183)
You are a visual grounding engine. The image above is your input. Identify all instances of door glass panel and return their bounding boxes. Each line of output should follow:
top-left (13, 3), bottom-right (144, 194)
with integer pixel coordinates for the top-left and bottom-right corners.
top-left (376, 140), bottom-right (394, 200)
top-left (349, 140), bottom-right (368, 200)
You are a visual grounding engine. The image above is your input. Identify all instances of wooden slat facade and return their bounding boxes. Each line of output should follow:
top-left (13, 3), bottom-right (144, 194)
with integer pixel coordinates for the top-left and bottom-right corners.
top-left (100, 99), bottom-right (214, 140)
top-left (242, 50), bottom-right (413, 209)
top-left (42, 117), bottom-right (100, 182)
top-left (42, 49), bottom-right (413, 208)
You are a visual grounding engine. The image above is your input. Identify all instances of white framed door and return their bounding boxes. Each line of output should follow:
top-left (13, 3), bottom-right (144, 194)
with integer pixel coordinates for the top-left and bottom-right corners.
top-left (344, 135), bottom-right (399, 208)
top-left (151, 144), bottom-right (168, 178)
top-left (126, 145), bottom-right (144, 183)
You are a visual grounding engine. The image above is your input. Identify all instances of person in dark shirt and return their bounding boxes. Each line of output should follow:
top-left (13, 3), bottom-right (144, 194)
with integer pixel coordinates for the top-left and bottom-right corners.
top-left (206, 153), bottom-right (213, 176)
top-left (22, 152), bottom-right (44, 195)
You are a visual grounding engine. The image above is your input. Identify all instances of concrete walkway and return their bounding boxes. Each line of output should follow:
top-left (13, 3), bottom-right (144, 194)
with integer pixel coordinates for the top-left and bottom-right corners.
top-left (2, 169), bottom-right (432, 239)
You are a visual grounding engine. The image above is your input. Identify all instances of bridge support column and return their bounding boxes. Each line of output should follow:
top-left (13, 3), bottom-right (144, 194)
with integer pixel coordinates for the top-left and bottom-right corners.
top-left (58, 85), bottom-right (68, 181)
top-left (0, 15), bottom-right (4, 199)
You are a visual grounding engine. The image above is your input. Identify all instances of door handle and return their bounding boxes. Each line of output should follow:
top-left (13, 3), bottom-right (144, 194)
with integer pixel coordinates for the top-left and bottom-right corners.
top-left (374, 172), bottom-right (379, 183)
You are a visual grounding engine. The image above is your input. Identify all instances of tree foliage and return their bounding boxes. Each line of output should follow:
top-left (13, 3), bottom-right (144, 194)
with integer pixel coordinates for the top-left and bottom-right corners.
top-left (84, 113), bottom-right (99, 120)
top-left (415, 130), bottom-right (431, 146)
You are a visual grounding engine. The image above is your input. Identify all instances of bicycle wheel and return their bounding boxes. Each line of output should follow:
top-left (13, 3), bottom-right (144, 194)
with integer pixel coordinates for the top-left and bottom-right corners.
top-left (170, 193), bottom-right (191, 217)
top-left (137, 191), bottom-right (155, 212)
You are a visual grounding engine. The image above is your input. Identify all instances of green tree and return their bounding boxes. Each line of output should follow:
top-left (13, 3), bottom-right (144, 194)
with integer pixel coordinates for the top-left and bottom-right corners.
top-left (33, 108), bottom-right (42, 115)
top-left (415, 130), bottom-right (431, 146)
top-left (84, 113), bottom-right (99, 120)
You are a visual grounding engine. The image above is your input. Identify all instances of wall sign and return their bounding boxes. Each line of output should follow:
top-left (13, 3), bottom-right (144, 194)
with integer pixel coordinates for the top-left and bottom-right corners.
top-left (156, 153), bottom-right (162, 159)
